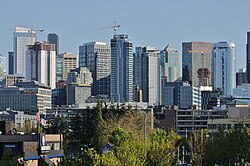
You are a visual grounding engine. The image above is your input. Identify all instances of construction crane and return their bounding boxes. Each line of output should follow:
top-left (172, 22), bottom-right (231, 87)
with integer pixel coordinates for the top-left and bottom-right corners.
top-left (28, 24), bottom-right (44, 44)
top-left (102, 20), bottom-right (121, 35)
top-left (186, 49), bottom-right (211, 86)
top-left (27, 25), bottom-right (44, 81)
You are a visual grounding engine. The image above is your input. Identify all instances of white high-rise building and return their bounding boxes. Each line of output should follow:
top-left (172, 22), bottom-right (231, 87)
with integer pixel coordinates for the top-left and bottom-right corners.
top-left (26, 42), bottom-right (56, 89)
top-left (212, 42), bottom-right (236, 96)
top-left (110, 34), bottom-right (133, 102)
top-left (13, 27), bottom-right (36, 77)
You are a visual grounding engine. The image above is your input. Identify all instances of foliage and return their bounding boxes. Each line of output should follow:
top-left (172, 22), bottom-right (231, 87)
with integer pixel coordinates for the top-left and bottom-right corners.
top-left (187, 130), bottom-right (207, 166)
top-left (0, 150), bottom-right (27, 166)
top-left (16, 120), bottom-right (35, 134)
top-left (109, 127), bottom-right (133, 146)
top-left (147, 129), bottom-right (180, 166)
top-left (92, 101), bottom-right (104, 151)
top-left (206, 128), bottom-right (250, 165)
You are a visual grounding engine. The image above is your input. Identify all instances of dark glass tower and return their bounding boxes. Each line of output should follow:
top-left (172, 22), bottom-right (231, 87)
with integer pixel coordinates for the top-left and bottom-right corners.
top-left (47, 33), bottom-right (59, 55)
top-left (8, 51), bottom-right (14, 74)
top-left (247, 32), bottom-right (250, 82)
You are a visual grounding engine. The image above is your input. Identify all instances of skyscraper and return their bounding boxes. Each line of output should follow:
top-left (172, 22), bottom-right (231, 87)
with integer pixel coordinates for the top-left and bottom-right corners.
top-left (13, 27), bottom-right (36, 77)
top-left (48, 33), bottom-right (59, 55)
top-left (79, 42), bottom-right (111, 96)
top-left (212, 42), bottom-right (236, 96)
top-left (236, 69), bottom-right (247, 86)
top-left (26, 42), bottom-right (56, 89)
top-left (134, 46), bottom-right (161, 105)
top-left (182, 42), bottom-right (213, 86)
top-left (67, 67), bottom-right (93, 105)
top-left (0, 54), bottom-right (6, 81)
top-left (8, 52), bottom-right (14, 75)
top-left (246, 32), bottom-right (250, 82)
top-left (56, 52), bottom-right (78, 82)
top-left (110, 34), bottom-right (133, 102)
top-left (160, 43), bottom-right (180, 82)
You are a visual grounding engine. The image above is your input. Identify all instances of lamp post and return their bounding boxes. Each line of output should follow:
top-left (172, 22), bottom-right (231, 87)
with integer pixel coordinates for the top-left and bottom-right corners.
top-left (144, 111), bottom-right (147, 160)
top-left (182, 146), bottom-right (185, 164)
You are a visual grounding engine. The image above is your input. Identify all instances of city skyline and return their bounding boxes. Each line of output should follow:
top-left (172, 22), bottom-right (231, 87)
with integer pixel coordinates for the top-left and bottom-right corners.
top-left (1, 0), bottom-right (250, 71)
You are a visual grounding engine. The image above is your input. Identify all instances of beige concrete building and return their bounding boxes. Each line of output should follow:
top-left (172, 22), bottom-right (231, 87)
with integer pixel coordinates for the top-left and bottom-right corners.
top-left (57, 52), bottom-right (78, 81)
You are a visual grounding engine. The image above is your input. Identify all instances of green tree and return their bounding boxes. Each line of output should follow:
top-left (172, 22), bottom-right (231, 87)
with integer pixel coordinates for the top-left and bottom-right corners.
top-left (188, 130), bottom-right (207, 166)
top-left (206, 128), bottom-right (250, 165)
top-left (92, 101), bottom-right (104, 151)
top-left (147, 129), bottom-right (180, 166)
top-left (109, 127), bottom-right (133, 146)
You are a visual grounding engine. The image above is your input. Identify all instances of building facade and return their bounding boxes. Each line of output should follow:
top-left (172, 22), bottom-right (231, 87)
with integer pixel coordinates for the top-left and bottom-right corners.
top-left (134, 46), bottom-right (161, 105)
top-left (0, 81), bottom-right (52, 114)
top-left (161, 80), bottom-right (190, 106)
top-left (0, 54), bottom-right (6, 81)
top-left (212, 42), bottom-right (236, 96)
top-left (79, 42), bottom-right (110, 96)
top-left (67, 67), bottom-right (93, 105)
top-left (8, 52), bottom-right (14, 75)
top-left (182, 42), bottom-right (213, 86)
top-left (3, 74), bottom-right (25, 87)
top-left (26, 42), bottom-right (56, 89)
top-left (13, 27), bottom-right (36, 77)
top-left (110, 34), bottom-right (133, 102)
top-left (56, 52), bottom-right (78, 81)
top-left (160, 43), bottom-right (180, 82)
top-left (47, 33), bottom-right (59, 55)
top-left (236, 69), bottom-right (247, 86)
top-left (176, 109), bottom-right (227, 138)
top-left (247, 32), bottom-right (250, 83)
top-left (179, 86), bottom-right (201, 110)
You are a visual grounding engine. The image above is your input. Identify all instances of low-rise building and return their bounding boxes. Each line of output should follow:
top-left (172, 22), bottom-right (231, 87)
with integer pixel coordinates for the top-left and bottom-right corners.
top-left (0, 134), bottom-right (63, 165)
top-left (0, 81), bottom-right (52, 114)
top-left (176, 109), bottom-right (227, 138)
top-left (154, 105), bottom-right (177, 131)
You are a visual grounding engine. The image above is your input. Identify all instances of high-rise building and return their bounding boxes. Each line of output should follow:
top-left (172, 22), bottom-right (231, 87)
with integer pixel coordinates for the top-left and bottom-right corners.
top-left (161, 80), bottom-right (190, 106)
top-left (182, 42), bottom-right (213, 86)
top-left (0, 54), bottom-right (6, 81)
top-left (47, 33), bottom-right (59, 55)
top-left (110, 34), bottom-right (133, 102)
top-left (67, 67), bottom-right (93, 105)
top-left (134, 46), bottom-right (161, 105)
top-left (13, 27), bottom-right (36, 77)
top-left (79, 42), bottom-right (110, 96)
top-left (246, 32), bottom-right (250, 82)
top-left (179, 86), bottom-right (201, 110)
top-left (56, 52), bottom-right (78, 81)
top-left (236, 69), bottom-right (247, 86)
top-left (160, 43), bottom-right (180, 82)
top-left (212, 42), bottom-right (236, 96)
top-left (8, 52), bottom-right (14, 74)
top-left (26, 42), bottom-right (56, 89)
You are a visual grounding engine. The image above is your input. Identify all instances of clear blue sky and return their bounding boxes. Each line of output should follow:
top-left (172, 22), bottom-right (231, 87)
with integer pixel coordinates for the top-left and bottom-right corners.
top-left (1, 0), bottom-right (250, 70)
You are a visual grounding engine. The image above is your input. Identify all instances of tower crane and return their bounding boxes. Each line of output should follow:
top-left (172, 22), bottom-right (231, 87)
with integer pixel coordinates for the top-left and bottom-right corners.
top-left (27, 25), bottom-right (44, 81)
top-left (102, 20), bottom-right (121, 35)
